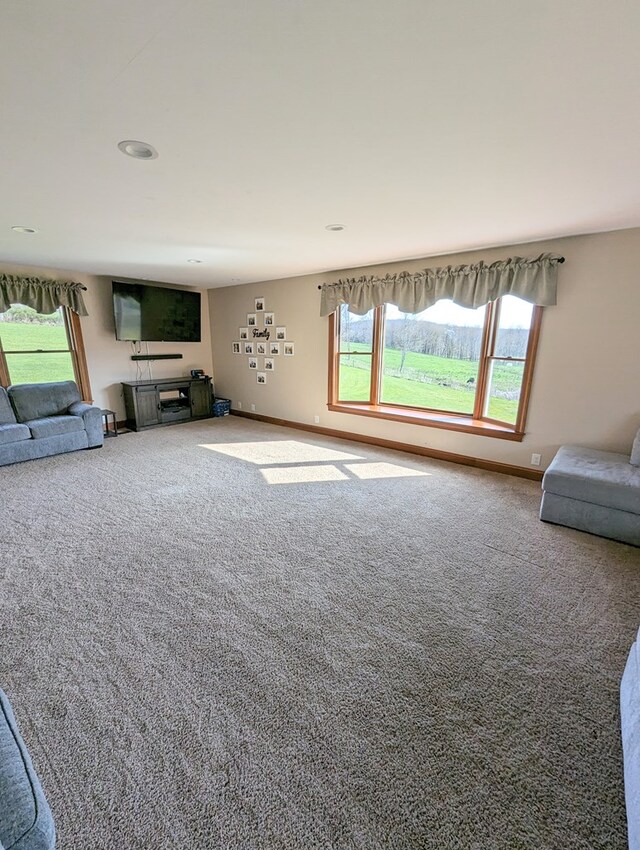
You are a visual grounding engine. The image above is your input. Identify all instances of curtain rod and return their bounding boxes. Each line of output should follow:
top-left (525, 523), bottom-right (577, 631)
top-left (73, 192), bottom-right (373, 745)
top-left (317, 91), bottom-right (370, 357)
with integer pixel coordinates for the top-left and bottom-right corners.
top-left (317, 256), bottom-right (565, 289)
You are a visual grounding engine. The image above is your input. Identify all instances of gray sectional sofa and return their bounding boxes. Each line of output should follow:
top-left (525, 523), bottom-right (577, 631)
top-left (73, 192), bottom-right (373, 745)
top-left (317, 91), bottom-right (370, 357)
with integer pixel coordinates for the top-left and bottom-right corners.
top-left (540, 431), bottom-right (640, 546)
top-left (0, 688), bottom-right (55, 850)
top-left (0, 381), bottom-right (103, 466)
top-left (622, 628), bottom-right (640, 850)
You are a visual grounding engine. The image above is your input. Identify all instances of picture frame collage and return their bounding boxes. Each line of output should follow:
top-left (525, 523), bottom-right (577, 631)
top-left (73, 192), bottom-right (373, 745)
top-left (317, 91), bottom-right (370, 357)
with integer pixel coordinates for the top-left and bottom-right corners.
top-left (232, 297), bottom-right (294, 384)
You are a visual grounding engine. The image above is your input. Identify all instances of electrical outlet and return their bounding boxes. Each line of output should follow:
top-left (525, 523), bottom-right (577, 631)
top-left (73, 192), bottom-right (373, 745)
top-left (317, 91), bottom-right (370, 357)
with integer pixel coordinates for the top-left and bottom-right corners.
top-left (250, 403), bottom-right (256, 412)
top-left (313, 415), bottom-right (320, 424)
top-left (531, 453), bottom-right (541, 466)
top-left (236, 401), bottom-right (242, 409)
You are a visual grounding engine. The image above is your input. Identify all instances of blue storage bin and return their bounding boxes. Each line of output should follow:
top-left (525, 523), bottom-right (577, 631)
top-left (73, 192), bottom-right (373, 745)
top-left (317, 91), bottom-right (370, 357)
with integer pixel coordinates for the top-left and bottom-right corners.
top-left (213, 398), bottom-right (231, 417)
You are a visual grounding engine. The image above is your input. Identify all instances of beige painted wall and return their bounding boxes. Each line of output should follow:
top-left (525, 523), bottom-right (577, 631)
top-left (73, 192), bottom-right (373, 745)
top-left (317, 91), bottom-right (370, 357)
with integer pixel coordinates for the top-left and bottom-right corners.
top-left (0, 262), bottom-right (213, 419)
top-left (209, 228), bottom-right (640, 471)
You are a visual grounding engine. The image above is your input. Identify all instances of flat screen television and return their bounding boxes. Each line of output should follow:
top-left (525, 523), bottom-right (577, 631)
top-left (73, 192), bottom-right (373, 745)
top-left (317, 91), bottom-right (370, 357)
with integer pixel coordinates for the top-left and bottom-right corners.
top-left (112, 281), bottom-right (201, 342)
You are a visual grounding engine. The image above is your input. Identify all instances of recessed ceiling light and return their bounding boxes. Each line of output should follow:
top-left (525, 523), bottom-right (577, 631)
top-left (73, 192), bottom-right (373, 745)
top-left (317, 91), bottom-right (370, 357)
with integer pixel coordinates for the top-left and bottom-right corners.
top-left (325, 224), bottom-right (345, 231)
top-left (187, 259), bottom-right (202, 264)
top-left (11, 226), bottom-right (38, 234)
top-left (117, 140), bottom-right (159, 160)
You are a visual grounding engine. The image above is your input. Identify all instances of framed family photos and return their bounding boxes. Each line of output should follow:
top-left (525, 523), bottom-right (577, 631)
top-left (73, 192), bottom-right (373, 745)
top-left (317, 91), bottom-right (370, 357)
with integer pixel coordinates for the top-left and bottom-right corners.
top-left (237, 301), bottom-right (294, 389)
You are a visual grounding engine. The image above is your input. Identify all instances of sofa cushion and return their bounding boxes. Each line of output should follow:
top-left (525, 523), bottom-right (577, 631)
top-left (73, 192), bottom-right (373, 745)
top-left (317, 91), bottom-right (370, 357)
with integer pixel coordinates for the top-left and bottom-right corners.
top-left (0, 387), bottom-right (17, 425)
top-left (8, 381), bottom-right (81, 422)
top-left (0, 423), bottom-right (31, 446)
top-left (0, 429), bottom-right (89, 467)
top-left (631, 429), bottom-right (640, 467)
top-left (542, 445), bottom-right (640, 515)
top-left (0, 688), bottom-right (56, 850)
top-left (25, 415), bottom-right (85, 440)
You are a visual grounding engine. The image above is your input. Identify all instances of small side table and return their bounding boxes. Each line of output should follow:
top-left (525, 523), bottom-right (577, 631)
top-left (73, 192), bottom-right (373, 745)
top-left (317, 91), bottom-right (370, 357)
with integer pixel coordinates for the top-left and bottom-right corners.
top-left (100, 409), bottom-right (118, 438)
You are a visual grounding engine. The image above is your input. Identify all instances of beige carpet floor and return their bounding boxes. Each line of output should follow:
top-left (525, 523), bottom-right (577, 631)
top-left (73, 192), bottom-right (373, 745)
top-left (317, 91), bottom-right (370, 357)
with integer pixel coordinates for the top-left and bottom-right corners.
top-left (2, 416), bottom-right (640, 849)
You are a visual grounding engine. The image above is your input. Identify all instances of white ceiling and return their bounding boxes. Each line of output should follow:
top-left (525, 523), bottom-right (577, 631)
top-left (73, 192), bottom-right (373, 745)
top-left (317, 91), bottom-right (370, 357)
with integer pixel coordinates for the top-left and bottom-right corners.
top-left (1, 0), bottom-right (639, 288)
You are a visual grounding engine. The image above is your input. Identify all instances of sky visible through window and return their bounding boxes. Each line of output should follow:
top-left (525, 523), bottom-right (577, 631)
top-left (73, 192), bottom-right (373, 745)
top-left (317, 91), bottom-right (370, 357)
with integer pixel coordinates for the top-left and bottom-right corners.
top-left (384, 295), bottom-right (532, 328)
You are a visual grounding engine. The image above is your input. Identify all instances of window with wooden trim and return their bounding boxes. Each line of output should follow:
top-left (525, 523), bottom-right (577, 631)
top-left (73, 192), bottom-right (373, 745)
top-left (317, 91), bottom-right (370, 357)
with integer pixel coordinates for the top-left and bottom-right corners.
top-left (328, 296), bottom-right (542, 440)
top-left (0, 304), bottom-right (92, 400)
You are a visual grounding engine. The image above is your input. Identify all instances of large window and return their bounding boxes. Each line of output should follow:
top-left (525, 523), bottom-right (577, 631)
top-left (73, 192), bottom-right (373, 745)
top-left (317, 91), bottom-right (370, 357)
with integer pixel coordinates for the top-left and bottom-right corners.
top-left (329, 296), bottom-right (542, 440)
top-left (0, 305), bottom-right (92, 399)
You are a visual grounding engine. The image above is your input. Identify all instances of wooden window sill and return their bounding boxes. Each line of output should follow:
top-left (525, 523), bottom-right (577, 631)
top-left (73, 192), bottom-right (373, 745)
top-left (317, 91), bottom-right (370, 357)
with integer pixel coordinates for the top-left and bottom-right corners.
top-left (328, 402), bottom-right (524, 441)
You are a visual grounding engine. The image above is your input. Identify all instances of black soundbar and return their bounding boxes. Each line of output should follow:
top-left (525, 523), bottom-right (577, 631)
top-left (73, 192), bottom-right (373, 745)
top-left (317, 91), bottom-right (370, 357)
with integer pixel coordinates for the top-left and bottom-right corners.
top-left (130, 354), bottom-right (183, 361)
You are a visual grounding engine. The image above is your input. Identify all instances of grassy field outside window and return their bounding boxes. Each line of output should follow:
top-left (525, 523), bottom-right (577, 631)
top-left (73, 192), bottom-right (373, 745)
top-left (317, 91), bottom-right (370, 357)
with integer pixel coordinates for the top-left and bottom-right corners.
top-left (331, 297), bottom-right (541, 435)
top-left (0, 306), bottom-right (76, 385)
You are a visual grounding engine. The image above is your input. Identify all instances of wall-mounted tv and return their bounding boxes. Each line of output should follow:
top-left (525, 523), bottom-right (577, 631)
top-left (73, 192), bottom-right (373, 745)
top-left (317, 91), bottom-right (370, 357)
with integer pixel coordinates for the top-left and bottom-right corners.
top-left (112, 281), bottom-right (201, 342)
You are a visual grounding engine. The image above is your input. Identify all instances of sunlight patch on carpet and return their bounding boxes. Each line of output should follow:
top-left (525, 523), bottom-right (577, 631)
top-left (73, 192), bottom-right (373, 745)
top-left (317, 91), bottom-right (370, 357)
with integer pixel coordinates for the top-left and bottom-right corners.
top-left (199, 440), bottom-right (363, 465)
top-left (260, 464), bottom-right (349, 484)
top-left (259, 460), bottom-right (430, 484)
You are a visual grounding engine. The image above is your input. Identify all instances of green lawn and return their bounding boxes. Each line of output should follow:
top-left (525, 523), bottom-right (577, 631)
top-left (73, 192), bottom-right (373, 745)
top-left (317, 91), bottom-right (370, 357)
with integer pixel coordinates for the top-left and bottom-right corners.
top-left (0, 321), bottom-right (75, 384)
top-left (339, 344), bottom-right (522, 422)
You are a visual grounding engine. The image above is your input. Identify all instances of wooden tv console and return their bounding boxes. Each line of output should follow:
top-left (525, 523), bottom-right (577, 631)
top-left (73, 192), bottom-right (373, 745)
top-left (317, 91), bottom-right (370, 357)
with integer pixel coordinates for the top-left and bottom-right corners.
top-left (121, 376), bottom-right (213, 431)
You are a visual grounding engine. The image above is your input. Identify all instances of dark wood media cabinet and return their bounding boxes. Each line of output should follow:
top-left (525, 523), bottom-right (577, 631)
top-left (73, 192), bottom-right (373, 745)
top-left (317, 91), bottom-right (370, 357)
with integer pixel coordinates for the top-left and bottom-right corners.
top-left (122, 376), bottom-right (213, 431)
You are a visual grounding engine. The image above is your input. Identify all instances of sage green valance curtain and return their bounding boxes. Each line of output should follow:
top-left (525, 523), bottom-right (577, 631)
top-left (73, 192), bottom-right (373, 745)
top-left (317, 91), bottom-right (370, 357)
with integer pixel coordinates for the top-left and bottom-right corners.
top-left (0, 274), bottom-right (88, 316)
top-left (319, 253), bottom-right (563, 317)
